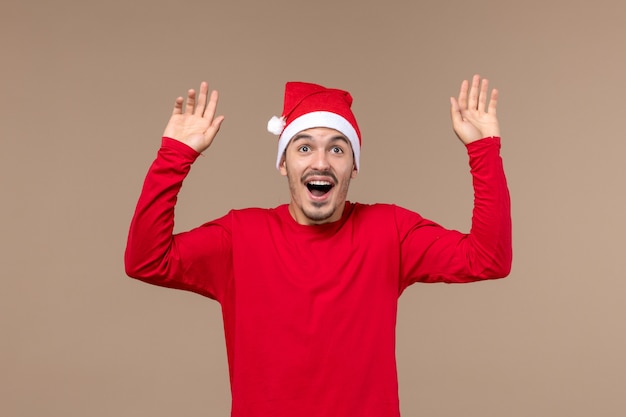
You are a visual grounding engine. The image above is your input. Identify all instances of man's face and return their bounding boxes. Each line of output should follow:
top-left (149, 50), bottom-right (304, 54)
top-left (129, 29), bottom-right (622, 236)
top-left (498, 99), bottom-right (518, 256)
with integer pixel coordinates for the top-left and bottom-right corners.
top-left (280, 127), bottom-right (358, 225)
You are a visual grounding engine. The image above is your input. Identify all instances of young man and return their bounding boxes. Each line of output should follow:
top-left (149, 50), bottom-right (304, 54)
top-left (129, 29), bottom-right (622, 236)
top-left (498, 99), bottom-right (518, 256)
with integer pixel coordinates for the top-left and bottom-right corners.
top-left (125, 76), bottom-right (512, 417)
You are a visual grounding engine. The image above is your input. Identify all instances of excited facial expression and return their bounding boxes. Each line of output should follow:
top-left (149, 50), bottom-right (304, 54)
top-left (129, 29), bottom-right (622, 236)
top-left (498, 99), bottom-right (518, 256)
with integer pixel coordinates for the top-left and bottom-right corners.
top-left (279, 127), bottom-right (358, 225)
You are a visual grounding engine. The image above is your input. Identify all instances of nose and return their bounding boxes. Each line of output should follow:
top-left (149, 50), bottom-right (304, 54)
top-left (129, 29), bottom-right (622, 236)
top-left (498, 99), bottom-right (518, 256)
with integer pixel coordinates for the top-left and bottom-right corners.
top-left (311, 149), bottom-right (330, 170)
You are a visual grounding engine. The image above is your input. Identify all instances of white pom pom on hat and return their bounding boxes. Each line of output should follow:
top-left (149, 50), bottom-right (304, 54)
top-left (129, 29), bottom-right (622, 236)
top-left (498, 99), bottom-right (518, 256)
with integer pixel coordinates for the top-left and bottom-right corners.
top-left (267, 116), bottom-right (286, 135)
top-left (267, 82), bottom-right (362, 170)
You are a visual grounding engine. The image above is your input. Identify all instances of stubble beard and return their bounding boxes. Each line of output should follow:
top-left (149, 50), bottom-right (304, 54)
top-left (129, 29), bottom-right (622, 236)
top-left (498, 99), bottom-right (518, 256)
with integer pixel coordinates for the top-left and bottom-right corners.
top-left (303, 201), bottom-right (334, 222)
top-left (286, 175), bottom-right (330, 223)
top-left (287, 171), bottom-right (351, 224)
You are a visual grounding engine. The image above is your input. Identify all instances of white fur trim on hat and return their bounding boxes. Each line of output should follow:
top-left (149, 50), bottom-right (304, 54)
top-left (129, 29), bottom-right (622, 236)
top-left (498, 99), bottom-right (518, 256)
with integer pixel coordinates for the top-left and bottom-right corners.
top-left (275, 111), bottom-right (361, 171)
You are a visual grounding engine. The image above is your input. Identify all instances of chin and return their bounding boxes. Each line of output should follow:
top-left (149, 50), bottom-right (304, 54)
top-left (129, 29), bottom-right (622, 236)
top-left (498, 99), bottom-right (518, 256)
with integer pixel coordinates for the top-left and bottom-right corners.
top-left (303, 204), bottom-right (338, 223)
top-left (304, 209), bottom-right (331, 221)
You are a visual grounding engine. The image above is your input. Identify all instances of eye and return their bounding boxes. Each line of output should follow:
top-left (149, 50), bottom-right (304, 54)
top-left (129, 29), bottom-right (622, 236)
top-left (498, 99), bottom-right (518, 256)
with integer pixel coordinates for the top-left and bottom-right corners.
top-left (298, 145), bottom-right (311, 153)
top-left (331, 146), bottom-right (344, 154)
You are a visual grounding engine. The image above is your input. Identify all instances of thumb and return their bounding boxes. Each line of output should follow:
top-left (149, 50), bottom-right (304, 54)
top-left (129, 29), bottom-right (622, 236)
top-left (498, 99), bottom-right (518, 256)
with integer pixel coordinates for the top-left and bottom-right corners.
top-left (203, 115), bottom-right (226, 144)
top-left (449, 97), bottom-right (463, 127)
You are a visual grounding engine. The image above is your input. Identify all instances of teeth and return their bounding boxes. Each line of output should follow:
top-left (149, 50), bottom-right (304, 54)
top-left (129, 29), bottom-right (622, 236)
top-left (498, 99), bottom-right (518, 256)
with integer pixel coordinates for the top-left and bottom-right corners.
top-left (307, 180), bottom-right (332, 186)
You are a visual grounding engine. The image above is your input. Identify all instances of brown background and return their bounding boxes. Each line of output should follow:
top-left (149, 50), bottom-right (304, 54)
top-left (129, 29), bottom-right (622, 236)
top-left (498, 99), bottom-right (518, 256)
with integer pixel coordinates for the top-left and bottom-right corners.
top-left (2, 0), bottom-right (625, 416)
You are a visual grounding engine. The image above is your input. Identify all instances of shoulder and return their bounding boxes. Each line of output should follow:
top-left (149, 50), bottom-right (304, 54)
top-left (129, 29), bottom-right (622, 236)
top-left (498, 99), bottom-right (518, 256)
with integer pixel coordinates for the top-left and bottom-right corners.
top-left (348, 202), bottom-right (430, 231)
top-left (210, 205), bottom-right (287, 226)
top-left (348, 202), bottom-right (422, 223)
top-left (350, 202), bottom-right (419, 217)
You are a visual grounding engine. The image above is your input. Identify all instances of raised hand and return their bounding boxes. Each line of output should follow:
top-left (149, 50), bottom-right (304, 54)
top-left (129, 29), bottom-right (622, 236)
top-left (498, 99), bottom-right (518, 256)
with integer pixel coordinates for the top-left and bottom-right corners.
top-left (163, 81), bottom-right (225, 153)
top-left (450, 74), bottom-right (500, 145)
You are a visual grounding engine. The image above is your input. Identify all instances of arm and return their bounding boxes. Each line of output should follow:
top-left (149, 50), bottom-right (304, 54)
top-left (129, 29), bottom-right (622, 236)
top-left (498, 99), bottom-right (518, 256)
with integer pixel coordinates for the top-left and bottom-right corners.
top-left (124, 83), bottom-right (231, 300)
top-left (450, 75), bottom-right (511, 279)
top-left (400, 75), bottom-right (511, 286)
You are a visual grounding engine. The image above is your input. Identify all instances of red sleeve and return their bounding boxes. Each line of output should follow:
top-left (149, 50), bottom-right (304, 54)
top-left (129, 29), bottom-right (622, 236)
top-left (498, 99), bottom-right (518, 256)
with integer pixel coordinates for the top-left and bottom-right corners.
top-left (399, 136), bottom-right (512, 288)
top-left (124, 137), bottom-right (232, 301)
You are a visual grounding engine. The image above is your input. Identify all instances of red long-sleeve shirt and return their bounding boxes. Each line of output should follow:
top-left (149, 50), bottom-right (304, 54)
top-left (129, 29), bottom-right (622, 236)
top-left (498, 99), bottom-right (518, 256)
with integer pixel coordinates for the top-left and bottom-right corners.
top-left (125, 136), bottom-right (511, 417)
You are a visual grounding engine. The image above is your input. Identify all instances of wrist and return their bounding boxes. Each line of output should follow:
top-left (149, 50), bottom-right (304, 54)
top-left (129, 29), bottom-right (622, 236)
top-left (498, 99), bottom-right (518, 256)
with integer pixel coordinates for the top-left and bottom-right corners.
top-left (161, 137), bottom-right (202, 160)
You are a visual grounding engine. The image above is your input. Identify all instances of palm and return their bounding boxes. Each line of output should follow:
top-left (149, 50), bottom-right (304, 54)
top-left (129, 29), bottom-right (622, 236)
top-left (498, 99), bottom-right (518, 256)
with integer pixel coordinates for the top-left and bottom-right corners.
top-left (454, 107), bottom-right (499, 142)
top-left (164, 113), bottom-right (212, 147)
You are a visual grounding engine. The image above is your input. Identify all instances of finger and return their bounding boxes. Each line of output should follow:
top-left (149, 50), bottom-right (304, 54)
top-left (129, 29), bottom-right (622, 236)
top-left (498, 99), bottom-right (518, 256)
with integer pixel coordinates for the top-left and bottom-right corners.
top-left (457, 79), bottom-right (469, 110)
top-left (185, 88), bottom-right (196, 114)
top-left (172, 96), bottom-right (184, 115)
top-left (194, 82), bottom-right (208, 116)
top-left (209, 115), bottom-right (226, 133)
top-left (203, 115), bottom-right (226, 144)
top-left (203, 89), bottom-right (220, 122)
top-left (488, 88), bottom-right (498, 115)
top-left (478, 78), bottom-right (489, 113)
top-left (450, 96), bottom-right (463, 124)
top-left (468, 74), bottom-right (480, 110)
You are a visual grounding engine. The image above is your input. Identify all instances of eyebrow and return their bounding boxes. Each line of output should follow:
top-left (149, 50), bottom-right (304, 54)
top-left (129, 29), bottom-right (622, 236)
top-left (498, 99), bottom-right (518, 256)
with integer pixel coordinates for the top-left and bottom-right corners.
top-left (291, 133), bottom-right (350, 145)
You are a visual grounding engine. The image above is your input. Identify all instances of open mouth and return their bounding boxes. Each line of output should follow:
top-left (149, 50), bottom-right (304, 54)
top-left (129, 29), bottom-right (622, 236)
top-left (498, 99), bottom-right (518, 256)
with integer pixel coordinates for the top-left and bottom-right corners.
top-left (306, 180), bottom-right (334, 197)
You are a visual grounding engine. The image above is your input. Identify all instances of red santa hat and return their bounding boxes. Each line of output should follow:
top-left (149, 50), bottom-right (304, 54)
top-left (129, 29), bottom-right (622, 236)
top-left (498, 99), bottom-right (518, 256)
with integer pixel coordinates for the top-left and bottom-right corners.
top-left (267, 81), bottom-right (362, 170)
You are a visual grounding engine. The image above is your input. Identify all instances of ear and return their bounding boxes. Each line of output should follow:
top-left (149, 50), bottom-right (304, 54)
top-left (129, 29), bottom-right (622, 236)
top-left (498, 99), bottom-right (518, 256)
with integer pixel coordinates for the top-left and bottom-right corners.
top-left (351, 164), bottom-right (358, 179)
top-left (279, 156), bottom-right (288, 176)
